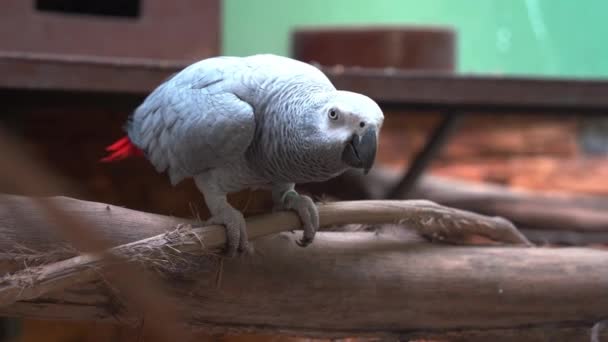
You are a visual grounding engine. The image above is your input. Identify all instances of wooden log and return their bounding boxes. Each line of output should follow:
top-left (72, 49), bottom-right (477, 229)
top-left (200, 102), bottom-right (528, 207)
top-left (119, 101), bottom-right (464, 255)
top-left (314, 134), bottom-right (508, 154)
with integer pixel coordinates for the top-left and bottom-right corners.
top-left (0, 196), bottom-right (604, 338)
top-left (0, 232), bottom-right (606, 337)
top-left (0, 194), bottom-right (530, 307)
top-left (314, 168), bottom-right (608, 244)
top-left (0, 194), bottom-right (529, 260)
top-left (413, 175), bottom-right (608, 234)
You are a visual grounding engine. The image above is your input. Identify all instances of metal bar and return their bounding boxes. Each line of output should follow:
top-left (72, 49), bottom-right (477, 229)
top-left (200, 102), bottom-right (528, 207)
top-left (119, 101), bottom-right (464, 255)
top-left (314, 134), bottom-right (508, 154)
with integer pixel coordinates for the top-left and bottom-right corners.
top-left (386, 112), bottom-right (462, 199)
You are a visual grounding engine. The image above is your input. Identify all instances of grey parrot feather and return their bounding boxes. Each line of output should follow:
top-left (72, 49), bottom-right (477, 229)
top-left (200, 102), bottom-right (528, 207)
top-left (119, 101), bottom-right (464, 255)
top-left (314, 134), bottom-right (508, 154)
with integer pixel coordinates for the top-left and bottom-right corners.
top-left (127, 57), bottom-right (257, 185)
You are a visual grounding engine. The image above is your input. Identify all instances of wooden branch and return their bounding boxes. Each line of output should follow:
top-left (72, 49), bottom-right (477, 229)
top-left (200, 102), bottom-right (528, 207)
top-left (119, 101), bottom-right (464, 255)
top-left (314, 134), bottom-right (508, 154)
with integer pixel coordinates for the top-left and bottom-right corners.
top-left (319, 168), bottom-right (608, 243)
top-left (0, 195), bottom-right (530, 307)
top-left (412, 176), bottom-right (608, 233)
top-left (0, 129), bottom-right (204, 341)
top-left (0, 232), bottom-right (606, 337)
top-left (0, 195), bottom-right (605, 337)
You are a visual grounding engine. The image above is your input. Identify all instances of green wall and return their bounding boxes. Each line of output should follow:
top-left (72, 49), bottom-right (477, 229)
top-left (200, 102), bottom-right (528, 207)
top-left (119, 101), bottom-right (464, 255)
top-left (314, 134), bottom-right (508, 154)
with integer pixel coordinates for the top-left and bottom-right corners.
top-left (223, 0), bottom-right (608, 78)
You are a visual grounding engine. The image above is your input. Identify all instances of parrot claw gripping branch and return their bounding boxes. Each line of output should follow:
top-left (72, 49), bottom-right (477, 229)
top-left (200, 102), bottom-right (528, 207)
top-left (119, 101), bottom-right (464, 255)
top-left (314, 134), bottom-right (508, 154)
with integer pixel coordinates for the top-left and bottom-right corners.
top-left (102, 54), bottom-right (384, 255)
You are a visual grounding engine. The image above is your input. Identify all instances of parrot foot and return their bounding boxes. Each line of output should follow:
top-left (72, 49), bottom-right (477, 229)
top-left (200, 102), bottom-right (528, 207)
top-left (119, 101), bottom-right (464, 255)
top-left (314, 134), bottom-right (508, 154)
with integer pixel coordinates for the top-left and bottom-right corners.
top-left (280, 190), bottom-right (319, 247)
top-left (205, 208), bottom-right (252, 257)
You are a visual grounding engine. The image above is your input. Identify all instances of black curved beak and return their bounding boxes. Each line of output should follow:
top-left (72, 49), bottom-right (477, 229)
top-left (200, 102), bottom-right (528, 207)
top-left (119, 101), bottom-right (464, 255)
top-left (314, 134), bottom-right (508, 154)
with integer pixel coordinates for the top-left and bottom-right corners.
top-left (341, 128), bottom-right (377, 174)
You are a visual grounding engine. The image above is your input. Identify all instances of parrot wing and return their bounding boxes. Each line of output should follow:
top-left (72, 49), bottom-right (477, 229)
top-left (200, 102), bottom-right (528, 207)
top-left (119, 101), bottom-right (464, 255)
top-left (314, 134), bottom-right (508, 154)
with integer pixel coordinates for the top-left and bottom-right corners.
top-left (127, 58), bottom-right (256, 185)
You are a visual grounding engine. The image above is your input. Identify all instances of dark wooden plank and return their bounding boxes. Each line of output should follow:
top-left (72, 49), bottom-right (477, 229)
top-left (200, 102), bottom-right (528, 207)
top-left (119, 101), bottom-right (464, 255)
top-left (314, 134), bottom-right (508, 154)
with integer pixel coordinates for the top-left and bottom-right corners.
top-left (326, 67), bottom-right (608, 113)
top-left (0, 52), bottom-right (185, 94)
top-left (2, 52), bottom-right (608, 113)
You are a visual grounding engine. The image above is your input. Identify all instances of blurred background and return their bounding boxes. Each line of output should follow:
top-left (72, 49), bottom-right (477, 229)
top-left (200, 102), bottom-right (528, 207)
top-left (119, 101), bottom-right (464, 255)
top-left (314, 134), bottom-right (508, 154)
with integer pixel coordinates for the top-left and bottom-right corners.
top-left (225, 0), bottom-right (608, 78)
top-left (1, 0), bottom-right (608, 341)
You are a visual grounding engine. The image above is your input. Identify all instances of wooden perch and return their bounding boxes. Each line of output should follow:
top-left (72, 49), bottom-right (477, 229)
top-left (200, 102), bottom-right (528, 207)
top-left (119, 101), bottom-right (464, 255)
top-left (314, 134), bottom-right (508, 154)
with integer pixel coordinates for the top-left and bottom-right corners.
top-left (412, 176), bottom-right (608, 233)
top-left (319, 168), bottom-right (608, 244)
top-left (0, 195), bottom-right (605, 339)
top-left (4, 233), bottom-right (608, 338)
top-left (0, 194), bottom-right (529, 306)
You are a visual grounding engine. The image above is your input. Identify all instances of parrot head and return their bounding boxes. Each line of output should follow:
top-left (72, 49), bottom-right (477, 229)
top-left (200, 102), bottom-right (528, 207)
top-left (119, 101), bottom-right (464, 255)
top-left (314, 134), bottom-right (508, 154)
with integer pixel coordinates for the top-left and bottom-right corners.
top-left (318, 90), bottom-right (384, 175)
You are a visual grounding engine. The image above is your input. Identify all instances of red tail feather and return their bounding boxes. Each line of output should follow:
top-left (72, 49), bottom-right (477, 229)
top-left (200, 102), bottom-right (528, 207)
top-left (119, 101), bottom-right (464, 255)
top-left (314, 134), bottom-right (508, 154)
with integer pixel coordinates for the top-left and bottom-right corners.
top-left (100, 136), bottom-right (143, 162)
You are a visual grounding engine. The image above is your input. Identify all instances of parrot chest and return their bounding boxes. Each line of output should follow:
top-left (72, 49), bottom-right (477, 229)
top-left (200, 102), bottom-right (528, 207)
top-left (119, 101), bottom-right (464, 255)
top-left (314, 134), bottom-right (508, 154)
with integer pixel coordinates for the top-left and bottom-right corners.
top-left (206, 161), bottom-right (274, 193)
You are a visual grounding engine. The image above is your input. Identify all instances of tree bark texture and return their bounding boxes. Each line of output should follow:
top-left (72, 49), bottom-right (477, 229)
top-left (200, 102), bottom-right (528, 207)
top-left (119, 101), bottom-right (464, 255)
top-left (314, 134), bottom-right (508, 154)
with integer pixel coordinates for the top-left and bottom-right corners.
top-left (315, 168), bottom-right (608, 244)
top-left (0, 194), bottom-right (605, 338)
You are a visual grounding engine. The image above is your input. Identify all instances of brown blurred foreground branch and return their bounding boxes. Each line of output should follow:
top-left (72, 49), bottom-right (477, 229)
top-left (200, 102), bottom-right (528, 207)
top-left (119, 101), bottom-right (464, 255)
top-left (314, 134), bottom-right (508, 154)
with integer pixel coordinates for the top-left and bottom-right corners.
top-left (0, 197), bottom-right (605, 338)
top-left (0, 195), bottom-right (530, 307)
top-left (0, 127), bottom-right (193, 341)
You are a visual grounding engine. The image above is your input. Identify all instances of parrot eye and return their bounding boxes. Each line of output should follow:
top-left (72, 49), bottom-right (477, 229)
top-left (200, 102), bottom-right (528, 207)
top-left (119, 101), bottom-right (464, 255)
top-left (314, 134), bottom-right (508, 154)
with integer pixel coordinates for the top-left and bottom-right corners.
top-left (328, 109), bottom-right (338, 120)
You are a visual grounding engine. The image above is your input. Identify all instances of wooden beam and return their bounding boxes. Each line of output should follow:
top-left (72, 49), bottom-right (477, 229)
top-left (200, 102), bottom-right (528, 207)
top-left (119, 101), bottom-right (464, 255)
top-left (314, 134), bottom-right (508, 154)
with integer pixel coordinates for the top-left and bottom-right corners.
top-left (3, 52), bottom-right (608, 114)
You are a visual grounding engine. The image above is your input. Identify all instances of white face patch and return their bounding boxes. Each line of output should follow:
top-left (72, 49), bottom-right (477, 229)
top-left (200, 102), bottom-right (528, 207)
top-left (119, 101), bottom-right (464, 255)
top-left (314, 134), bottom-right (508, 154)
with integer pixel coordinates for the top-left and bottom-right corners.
top-left (335, 93), bottom-right (383, 125)
top-left (319, 114), bottom-right (353, 142)
top-left (318, 91), bottom-right (384, 143)
top-left (328, 125), bottom-right (354, 142)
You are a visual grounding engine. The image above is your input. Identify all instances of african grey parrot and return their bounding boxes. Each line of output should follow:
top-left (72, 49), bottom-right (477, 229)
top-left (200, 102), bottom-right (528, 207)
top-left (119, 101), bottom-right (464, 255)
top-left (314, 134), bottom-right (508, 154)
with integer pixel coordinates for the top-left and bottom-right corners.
top-left (102, 54), bottom-right (384, 256)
